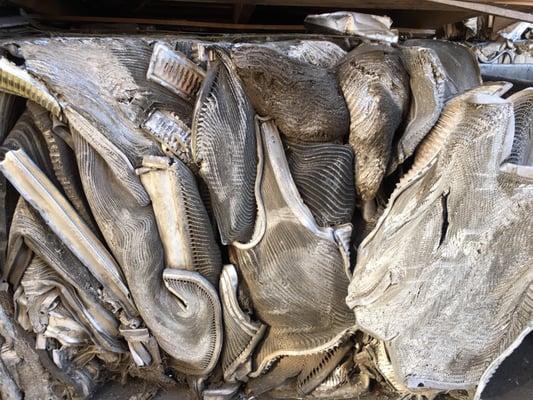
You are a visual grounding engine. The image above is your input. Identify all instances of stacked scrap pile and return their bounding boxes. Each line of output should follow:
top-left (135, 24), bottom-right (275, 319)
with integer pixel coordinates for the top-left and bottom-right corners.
top-left (0, 11), bottom-right (531, 400)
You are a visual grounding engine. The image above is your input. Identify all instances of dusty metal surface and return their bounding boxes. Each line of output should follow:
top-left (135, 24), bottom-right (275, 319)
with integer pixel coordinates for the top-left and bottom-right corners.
top-left (0, 9), bottom-right (530, 400)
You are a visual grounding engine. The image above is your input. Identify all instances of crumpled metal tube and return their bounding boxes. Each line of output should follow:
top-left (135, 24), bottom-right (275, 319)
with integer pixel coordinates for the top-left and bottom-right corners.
top-left (137, 155), bottom-right (223, 374)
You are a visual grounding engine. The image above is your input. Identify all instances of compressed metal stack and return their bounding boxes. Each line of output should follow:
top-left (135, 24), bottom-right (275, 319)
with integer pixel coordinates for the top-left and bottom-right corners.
top-left (0, 11), bottom-right (531, 400)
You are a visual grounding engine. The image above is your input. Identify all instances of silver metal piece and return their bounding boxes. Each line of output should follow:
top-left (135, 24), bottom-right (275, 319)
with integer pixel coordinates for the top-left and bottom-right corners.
top-left (480, 63), bottom-right (533, 90)
top-left (231, 44), bottom-right (349, 142)
top-left (246, 40), bottom-right (346, 68)
top-left (12, 250), bottom-right (122, 352)
top-left (231, 119), bottom-right (355, 379)
top-left (203, 383), bottom-right (241, 400)
top-left (193, 48), bottom-right (258, 245)
top-left (389, 46), bottom-right (446, 172)
top-left (65, 106), bottom-right (150, 207)
top-left (284, 140), bottom-right (355, 228)
top-left (66, 88), bottom-right (213, 374)
top-left (305, 11), bottom-right (399, 43)
top-left (137, 155), bottom-right (221, 283)
top-left (141, 109), bottom-right (192, 166)
top-left (0, 148), bottom-right (136, 318)
top-left (119, 327), bottom-right (161, 367)
top-left (405, 39), bottom-right (482, 100)
top-left (147, 42), bottom-right (205, 101)
top-left (505, 88), bottom-right (533, 168)
top-left (348, 91), bottom-right (532, 396)
top-left (0, 57), bottom-right (61, 117)
top-left (219, 264), bottom-right (266, 382)
top-left (44, 309), bottom-right (90, 347)
top-left (138, 155), bottom-right (223, 374)
top-left (162, 268), bottom-right (223, 374)
top-left (0, 92), bottom-right (22, 269)
top-left (337, 45), bottom-right (409, 202)
top-left (27, 101), bottom-right (95, 228)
